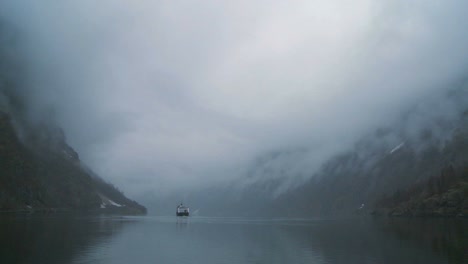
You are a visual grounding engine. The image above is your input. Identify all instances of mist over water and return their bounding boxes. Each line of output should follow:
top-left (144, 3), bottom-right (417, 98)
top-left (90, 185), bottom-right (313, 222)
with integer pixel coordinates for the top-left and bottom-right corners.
top-left (1, 0), bottom-right (468, 200)
top-left (1, 3), bottom-right (468, 263)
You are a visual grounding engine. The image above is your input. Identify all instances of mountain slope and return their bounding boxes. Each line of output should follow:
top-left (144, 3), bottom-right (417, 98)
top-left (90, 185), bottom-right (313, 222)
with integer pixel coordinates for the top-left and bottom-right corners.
top-left (269, 92), bottom-right (468, 217)
top-left (173, 85), bottom-right (468, 217)
top-left (0, 111), bottom-right (146, 214)
top-left (0, 19), bottom-right (146, 214)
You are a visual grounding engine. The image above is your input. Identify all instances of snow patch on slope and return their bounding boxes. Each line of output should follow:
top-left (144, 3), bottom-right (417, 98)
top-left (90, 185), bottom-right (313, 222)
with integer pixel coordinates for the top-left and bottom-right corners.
top-left (390, 142), bottom-right (405, 154)
top-left (98, 193), bottom-right (124, 208)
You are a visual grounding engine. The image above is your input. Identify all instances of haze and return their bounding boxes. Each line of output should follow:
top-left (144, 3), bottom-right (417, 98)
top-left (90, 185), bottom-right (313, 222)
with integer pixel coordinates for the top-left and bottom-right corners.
top-left (1, 0), bottom-right (467, 199)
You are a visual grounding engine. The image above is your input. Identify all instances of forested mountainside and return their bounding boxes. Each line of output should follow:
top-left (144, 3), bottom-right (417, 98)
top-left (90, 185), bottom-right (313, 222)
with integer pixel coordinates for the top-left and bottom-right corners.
top-left (0, 111), bottom-right (146, 214)
top-left (174, 85), bottom-right (468, 218)
top-left (272, 115), bottom-right (468, 217)
top-left (243, 87), bottom-right (468, 217)
top-left (0, 21), bottom-right (145, 215)
top-left (372, 128), bottom-right (468, 217)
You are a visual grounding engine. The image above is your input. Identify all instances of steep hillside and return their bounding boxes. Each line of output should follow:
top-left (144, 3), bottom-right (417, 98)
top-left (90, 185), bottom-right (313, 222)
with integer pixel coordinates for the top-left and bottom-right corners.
top-left (373, 129), bottom-right (468, 217)
top-left (0, 112), bottom-right (146, 214)
top-left (374, 165), bottom-right (468, 217)
top-left (259, 109), bottom-right (468, 217)
top-left (273, 98), bottom-right (468, 217)
top-left (0, 19), bottom-right (146, 215)
top-left (176, 86), bottom-right (468, 217)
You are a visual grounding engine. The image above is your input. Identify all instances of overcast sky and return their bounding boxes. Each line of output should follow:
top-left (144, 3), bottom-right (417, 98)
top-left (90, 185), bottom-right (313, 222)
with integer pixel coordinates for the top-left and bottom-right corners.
top-left (1, 0), bottom-right (468, 197)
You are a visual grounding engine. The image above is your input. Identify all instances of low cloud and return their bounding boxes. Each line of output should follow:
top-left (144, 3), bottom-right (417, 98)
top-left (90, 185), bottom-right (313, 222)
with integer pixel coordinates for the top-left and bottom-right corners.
top-left (1, 0), bottom-right (467, 197)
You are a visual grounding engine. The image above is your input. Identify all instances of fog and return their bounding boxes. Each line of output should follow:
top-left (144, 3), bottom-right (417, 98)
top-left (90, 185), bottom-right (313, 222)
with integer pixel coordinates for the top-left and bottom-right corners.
top-left (1, 0), bottom-right (467, 199)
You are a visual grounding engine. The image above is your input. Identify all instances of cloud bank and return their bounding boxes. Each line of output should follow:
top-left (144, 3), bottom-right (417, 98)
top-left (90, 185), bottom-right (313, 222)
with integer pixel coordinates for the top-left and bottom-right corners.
top-left (1, 0), bottom-right (467, 197)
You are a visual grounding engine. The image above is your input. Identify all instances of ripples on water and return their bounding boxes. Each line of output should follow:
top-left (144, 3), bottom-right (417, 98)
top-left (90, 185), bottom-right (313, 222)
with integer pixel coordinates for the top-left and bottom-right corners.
top-left (0, 214), bottom-right (466, 264)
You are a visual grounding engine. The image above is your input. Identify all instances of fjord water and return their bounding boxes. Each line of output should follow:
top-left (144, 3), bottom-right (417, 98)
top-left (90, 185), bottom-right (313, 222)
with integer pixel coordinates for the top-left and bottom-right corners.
top-left (0, 215), bottom-right (466, 264)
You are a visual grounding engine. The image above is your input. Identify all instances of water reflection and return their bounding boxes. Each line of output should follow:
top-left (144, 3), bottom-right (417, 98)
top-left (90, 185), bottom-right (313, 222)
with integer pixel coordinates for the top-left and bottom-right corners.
top-left (78, 217), bottom-right (466, 264)
top-left (0, 215), bottom-right (466, 264)
top-left (0, 214), bottom-right (133, 264)
top-left (378, 218), bottom-right (468, 264)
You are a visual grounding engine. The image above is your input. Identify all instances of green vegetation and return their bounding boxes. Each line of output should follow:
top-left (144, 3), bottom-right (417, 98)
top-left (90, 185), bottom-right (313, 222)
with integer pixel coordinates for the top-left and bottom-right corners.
top-left (374, 165), bottom-right (468, 217)
top-left (0, 111), bottom-right (146, 214)
top-left (0, 20), bottom-right (145, 215)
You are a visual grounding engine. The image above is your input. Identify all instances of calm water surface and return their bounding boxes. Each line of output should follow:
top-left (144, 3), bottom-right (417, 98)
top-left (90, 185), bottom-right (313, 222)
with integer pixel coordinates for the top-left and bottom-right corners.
top-left (0, 214), bottom-right (466, 264)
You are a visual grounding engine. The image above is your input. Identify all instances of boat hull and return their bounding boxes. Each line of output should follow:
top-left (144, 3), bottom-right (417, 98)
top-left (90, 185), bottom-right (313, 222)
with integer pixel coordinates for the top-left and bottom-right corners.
top-left (176, 212), bottom-right (189, 217)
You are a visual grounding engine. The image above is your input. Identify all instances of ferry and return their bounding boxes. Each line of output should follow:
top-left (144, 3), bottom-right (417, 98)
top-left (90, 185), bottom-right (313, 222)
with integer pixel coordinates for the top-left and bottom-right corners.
top-left (176, 203), bottom-right (189, 216)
